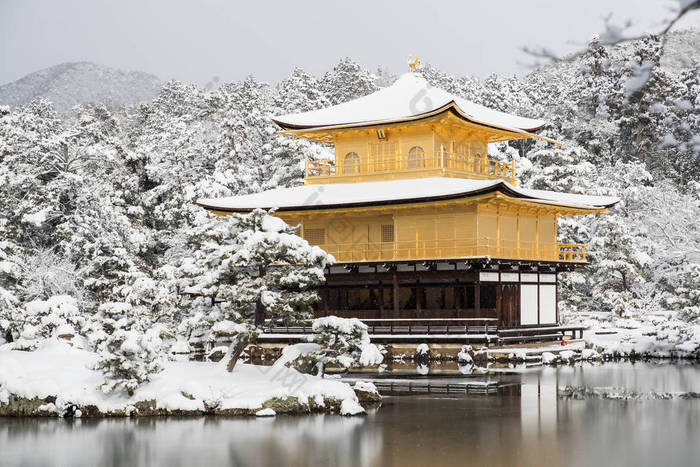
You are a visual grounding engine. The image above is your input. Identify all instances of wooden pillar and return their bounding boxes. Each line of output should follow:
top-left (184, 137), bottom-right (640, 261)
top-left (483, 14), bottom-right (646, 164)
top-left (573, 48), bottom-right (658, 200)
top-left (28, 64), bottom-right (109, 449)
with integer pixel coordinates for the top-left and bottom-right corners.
top-left (415, 278), bottom-right (421, 318)
top-left (454, 278), bottom-right (460, 319)
top-left (475, 275), bottom-right (481, 318)
top-left (392, 271), bottom-right (399, 318)
top-left (537, 273), bottom-right (541, 326)
top-left (496, 206), bottom-right (500, 258)
top-left (516, 210), bottom-right (521, 260)
top-left (496, 278), bottom-right (503, 325)
top-left (535, 213), bottom-right (540, 260)
top-left (555, 272), bottom-right (559, 324)
top-left (378, 281), bottom-right (384, 319)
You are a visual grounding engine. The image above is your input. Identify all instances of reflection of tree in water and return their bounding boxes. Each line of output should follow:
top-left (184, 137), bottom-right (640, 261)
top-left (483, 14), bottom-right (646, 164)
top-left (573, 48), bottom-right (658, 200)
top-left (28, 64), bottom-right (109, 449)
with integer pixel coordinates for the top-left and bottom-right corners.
top-left (222, 414), bottom-right (381, 467)
top-left (0, 416), bottom-right (382, 467)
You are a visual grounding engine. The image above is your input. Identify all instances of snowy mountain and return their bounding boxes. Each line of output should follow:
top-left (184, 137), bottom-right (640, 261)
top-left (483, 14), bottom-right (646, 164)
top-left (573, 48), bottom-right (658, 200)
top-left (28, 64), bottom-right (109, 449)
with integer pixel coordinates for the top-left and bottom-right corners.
top-left (0, 62), bottom-right (162, 112)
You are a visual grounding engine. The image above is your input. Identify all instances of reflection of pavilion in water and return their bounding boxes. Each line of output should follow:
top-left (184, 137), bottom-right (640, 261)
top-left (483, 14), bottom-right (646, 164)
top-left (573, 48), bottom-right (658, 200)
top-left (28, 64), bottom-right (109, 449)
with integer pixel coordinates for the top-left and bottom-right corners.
top-left (520, 369), bottom-right (562, 439)
top-left (4, 365), bottom-right (699, 467)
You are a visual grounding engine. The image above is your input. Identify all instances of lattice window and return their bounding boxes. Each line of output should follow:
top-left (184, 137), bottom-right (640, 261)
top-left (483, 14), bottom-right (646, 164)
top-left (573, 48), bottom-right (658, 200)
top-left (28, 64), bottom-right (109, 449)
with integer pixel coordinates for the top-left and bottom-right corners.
top-left (407, 146), bottom-right (424, 169)
top-left (304, 228), bottom-right (325, 246)
top-left (381, 224), bottom-right (394, 243)
top-left (453, 143), bottom-right (468, 157)
top-left (369, 142), bottom-right (397, 172)
top-left (343, 152), bottom-right (360, 175)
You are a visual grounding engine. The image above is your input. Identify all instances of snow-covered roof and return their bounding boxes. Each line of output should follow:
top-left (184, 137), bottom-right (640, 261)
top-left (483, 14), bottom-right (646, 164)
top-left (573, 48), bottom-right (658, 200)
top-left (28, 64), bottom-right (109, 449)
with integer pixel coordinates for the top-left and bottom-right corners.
top-left (198, 178), bottom-right (619, 212)
top-left (273, 73), bottom-right (546, 134)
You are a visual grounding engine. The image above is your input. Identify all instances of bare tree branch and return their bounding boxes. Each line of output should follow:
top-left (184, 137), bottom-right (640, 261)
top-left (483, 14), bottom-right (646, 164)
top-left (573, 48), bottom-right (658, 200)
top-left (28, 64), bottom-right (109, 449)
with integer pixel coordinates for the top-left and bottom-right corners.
top-left (522, 0), bottom-right (700, 65)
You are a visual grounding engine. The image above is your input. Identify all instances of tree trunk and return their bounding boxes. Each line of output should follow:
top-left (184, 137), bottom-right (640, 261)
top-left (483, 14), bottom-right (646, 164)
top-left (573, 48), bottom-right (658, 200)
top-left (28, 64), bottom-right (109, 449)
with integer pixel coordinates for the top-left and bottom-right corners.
top-left (620, 270), bottom-right (628, 292)
top-left (314, 361), bottom-right (325, 377)
top-left (254, 295), bottom-right (265, 327)
top-left (254, 265), bottom-right (266, 326)
top-left (224, 335), bottom-right (251, 373)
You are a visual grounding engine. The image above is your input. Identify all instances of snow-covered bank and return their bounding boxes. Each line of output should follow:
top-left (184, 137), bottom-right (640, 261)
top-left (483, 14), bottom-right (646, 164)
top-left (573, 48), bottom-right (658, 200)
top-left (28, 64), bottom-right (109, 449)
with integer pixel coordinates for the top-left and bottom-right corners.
top-left (559, 385), bottom-right (700, 400)
top-left (576, 315), bottom-right (700, 359)
top-left (0, 340), bottom-right (377, 417)
top-left (483, 315), bottom-right (700, 365)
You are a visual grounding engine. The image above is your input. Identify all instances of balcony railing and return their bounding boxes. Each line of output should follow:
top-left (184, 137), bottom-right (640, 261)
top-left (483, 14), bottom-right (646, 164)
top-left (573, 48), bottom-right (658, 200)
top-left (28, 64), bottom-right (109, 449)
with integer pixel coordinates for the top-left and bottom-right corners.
top-left (313, 238), bottom-right (586, 264)
top-left (305, 150), bottom-right (517, 184)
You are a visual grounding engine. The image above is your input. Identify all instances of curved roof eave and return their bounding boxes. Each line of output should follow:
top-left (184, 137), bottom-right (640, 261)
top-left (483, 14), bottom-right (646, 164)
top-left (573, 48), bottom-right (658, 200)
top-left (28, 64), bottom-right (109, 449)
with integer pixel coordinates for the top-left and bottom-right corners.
top-left (273, 102), bottom-right (555, 145)
top-left (197, 180), bottom-right (618, 214)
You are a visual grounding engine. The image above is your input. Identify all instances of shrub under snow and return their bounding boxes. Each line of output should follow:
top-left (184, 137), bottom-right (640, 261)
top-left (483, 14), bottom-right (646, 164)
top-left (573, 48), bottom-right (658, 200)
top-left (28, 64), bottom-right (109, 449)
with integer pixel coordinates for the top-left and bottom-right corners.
top-left (295, 316), bottom-right (383, 374)
top-left (4, 295), bottom-right (85, 350)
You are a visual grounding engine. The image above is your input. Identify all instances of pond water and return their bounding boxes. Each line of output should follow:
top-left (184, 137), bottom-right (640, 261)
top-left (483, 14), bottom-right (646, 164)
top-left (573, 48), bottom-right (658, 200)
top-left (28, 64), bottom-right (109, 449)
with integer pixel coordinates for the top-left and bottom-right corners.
top-left (1, 362), bottom-right (699, 467)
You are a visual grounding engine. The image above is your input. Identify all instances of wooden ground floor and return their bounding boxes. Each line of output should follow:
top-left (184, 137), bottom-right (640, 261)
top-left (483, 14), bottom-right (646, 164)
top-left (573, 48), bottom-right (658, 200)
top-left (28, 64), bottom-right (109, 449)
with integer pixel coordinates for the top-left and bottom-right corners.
top-left (314, 259), bottom-right (576, 328)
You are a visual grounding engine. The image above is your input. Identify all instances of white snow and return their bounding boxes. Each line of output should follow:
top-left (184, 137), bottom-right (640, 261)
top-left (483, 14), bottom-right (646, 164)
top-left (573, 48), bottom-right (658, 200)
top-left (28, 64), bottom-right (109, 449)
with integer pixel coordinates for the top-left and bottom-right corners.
top-left (170, 339), bottom-right (192, 354)
top-left (581, 321), bottom-right (700, 358)
top-left (541, 352), bottom-right (558, 364)
top-left (273, 72), bottom-right (546, 133)
top-left (198, 177), bottom-right (618, 212)
top-left (309, 316), bottom-right (383, 369)
top-left (581, 348), bottom-right (601, 360)
top-left (559, 350), bottom-right (576, 361)
top-left (255, 408), bottom-right (276, 417)
top-left (211, 320), bottom-right (249, 336)
top-left (274, 343), bottom-right (321, 368)
top-left (312, 316), bottom-right (365, 334)
top-left (353, 381), bottom-right (378, 394)
top-left (339, 398), bottom-right (365, 416)
top-left (0, 339), bottom-right (363, 415)
top-left (22, 207), bottom-right (50, 226)
top-left (415, 343), bottom-right (430, 355)
top-left (457, 345), bottom-right (474, 364)
top-left (359, 343), bottom-right (383, 367)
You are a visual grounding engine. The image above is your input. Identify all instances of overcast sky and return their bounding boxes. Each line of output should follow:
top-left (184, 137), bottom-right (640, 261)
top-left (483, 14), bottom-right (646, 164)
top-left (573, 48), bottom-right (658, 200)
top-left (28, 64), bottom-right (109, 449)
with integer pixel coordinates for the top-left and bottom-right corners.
top-left (1, 0), bottom-right (698, 86)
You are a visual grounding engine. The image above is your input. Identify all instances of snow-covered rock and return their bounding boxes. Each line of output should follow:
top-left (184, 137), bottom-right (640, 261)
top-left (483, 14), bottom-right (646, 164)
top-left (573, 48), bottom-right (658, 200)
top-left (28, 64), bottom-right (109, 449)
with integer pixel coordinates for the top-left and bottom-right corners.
top-left (353, 381), bottom-right (378, 394)
top-left (541, 352), bottom-right (558, 365)
top-left (457, 345), bottom-right (474, 364)
top-left (255, 408), bottom-right (276, 417)
top-left (340, 399), bottom-right (365, 416)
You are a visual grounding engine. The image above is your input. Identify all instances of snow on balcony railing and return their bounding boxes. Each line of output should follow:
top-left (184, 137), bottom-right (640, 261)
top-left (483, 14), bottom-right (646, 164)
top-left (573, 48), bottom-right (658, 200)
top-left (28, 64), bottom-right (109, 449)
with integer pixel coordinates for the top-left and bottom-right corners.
top-left (311, 238), bottom-right (586, 264)
top-left (305, 150), bottom-right (517, 185)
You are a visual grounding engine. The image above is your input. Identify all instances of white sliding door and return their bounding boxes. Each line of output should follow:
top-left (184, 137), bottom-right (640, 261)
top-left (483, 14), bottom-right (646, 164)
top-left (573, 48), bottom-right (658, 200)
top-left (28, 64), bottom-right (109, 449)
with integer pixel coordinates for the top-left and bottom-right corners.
top-left (520, 284), bottom-right (538, 325)
top-left (539, 284), bottom-right (557, 324)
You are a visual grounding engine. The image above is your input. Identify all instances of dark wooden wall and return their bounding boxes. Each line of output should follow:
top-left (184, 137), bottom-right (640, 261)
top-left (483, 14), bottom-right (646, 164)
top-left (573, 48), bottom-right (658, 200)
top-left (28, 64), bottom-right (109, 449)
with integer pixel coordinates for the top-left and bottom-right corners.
top-left (315, 268), bottom-right (523, 326)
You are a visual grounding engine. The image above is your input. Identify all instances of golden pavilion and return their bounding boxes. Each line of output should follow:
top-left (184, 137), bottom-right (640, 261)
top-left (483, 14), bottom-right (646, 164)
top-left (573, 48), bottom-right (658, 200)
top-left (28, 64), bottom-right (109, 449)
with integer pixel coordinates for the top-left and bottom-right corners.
top-left (199, 68), bottom-right (618, 338)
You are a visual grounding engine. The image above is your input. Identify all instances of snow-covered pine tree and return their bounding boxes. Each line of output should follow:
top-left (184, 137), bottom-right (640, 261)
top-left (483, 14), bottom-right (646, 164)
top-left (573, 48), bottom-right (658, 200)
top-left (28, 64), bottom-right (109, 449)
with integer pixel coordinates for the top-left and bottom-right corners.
top-left (661, 262), bottom-right (700, 323)
top-left (319, 58), bottom-right (378, 105)
top-left (618, 35), bottom-right (672, 177)
top-left (275, 68), bottom-right (330, 114)
top-left (92, 302), bottom-right (170, 395)
top-left (181, 209), bottom-right (332, 371)
top-left (579, 35), bottom-right (614, 118)
top-left (0, 242), bottom-right (22, 343)
top-left (659, 64), bottom-right (700, 184)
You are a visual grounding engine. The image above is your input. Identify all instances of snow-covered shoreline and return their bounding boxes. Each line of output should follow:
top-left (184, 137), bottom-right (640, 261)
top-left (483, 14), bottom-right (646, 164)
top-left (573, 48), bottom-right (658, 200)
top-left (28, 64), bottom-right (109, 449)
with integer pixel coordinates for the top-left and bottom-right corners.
top-left (0, 340), bottom-right (379, 418)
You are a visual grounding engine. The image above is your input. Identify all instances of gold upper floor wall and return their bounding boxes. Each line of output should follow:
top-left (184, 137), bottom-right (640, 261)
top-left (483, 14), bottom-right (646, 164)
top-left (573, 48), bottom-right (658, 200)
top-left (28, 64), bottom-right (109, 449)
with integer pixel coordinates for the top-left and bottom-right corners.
top-left (298, 113), bottom-right (529, 186)
top-left (276, 194), bottom-right (587, 264)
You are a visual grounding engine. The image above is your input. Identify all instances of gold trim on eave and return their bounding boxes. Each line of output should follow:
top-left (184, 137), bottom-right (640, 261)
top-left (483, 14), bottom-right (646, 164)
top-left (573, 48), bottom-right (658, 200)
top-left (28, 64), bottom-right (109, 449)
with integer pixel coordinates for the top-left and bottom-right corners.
top-left (277, 102), bottom-right (560, 147)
